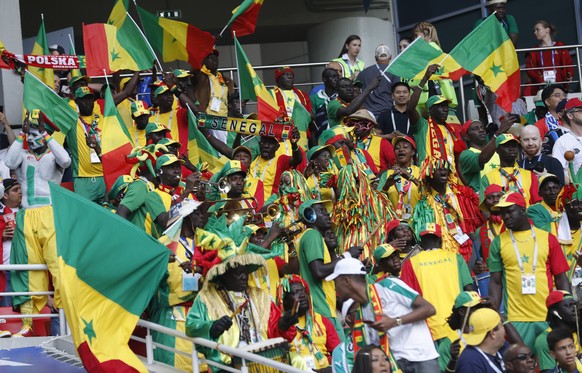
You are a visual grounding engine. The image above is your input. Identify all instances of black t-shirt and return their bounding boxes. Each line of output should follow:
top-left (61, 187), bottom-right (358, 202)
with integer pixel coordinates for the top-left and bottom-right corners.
top-left (377, 107), bottom-right (413, 137)
top-left (520, 153), bottom-right (565, 186)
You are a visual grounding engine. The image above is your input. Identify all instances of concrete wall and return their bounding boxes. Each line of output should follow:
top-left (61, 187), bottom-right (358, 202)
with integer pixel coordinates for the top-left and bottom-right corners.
top-left (0, 0), bottom-right (23, 125)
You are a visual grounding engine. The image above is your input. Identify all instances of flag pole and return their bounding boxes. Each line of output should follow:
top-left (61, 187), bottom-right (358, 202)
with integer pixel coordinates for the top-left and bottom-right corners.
top-left (219, 24), bottom-right (229, 37)
top-left (381, 36), bottom-right (421, 74)
top-left (233, 33), bottom-right (243, 117)
top-left (125, 10), bottom-right (164, 73)
top-left (67, 34), bottom-right (76, 55)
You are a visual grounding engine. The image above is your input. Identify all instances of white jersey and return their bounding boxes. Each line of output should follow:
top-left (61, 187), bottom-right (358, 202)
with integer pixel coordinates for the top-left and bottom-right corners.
top-left (5, 136), bottom-right (71, 209)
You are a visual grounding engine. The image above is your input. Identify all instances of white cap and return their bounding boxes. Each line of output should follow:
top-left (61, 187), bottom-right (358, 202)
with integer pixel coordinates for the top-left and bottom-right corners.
top-left (486, 0), bottom-right (507, 5)
top-left (325, 258), bottom-right (367, 281)
top-left (375, 44), bottom-right (391, 58)
top-left (341, 298), bottom-right (356, 319)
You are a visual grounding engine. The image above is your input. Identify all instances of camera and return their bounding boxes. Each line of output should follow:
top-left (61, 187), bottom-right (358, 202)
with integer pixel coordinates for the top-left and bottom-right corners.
top-left (533, 162), bottom-right (545, 173)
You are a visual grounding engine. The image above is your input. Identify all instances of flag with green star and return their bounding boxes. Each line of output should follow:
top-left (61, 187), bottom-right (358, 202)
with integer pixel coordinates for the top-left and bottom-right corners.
top-left (136, 5), bottom-right (215, 69)
top-left (28, 18), bottom-right (55, 88)
top-left (50, 183), bottom-right (169, 372)
top-left (449, 13), bottom-right (520, 112)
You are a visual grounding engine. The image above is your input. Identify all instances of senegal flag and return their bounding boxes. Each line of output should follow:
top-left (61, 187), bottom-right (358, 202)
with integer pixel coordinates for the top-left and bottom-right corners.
top-left (449, 14), bottom-right (520, 113)
top-left (225, 0), bottom-right (264, 37)
top-left (50, 183), bottom-right (169, 372)
top-left (186, 106), bottom-right (228, 173)
top-left (136, 6), bottom-right (215, 69)
top-left (100, 85), bottom-right (134, 191)
top-left (235, 37), bottom-right (281, 121)
top-left (105, 0), bottom-right (156, 72)
top-left (29, 18), bottom-right (54, 88)
top-left (386, 37), bottom-right (466, 80)
top-left (23, 70), bottom-right (78, 135)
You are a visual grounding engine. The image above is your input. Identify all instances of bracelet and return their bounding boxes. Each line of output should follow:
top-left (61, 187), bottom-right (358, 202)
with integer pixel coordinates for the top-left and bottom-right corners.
top-left (17, 133), bottom-right (25, 142)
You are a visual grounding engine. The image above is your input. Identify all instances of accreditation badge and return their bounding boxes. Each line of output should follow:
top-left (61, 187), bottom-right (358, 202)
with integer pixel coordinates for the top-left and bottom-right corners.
top-left (521, 274), bottom-right (536, 294)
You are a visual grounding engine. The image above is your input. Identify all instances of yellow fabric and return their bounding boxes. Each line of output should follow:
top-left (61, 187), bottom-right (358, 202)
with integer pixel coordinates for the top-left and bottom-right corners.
top-left (359, 135), bottom-right (384, 171)
top-left (498, 229), bottom-right (552, 322)
top-left (20, 206), bottom-right (61, 310)
top-left (58, 257), bottom-right (148, 372)
top-left (117, 99), bottom-right (134, 137)
top-left (467, 149), bottom-right (500, 179)
top-left (249, 155), bottom-right (282, 196)
top-left (153, 109), bottom-right (180, 146)
top-left (306, 175), bottom-right (334, 208)
top-left (562, 229), bottom-right (581, 281)
top-left (144, 189), bottom-right (172, 237)
top-left (250, 257), bottom-right (281, 301)
top-left (482, 166), bottom-right (535, 207)
top-left (385, 165), bottom-right (420, 221)
top-left (207, 74), bottom-right (228, 117)
top-left (409, 250), bottom-right (462, 341)
top-left (290, 313), bottom-right (330, 369)
top-left (427, 187), bottom-right (466, 254)
top-left (167, 237), bottom-right (194, 307)
top-left (77, 114), bottom-right (104, 177)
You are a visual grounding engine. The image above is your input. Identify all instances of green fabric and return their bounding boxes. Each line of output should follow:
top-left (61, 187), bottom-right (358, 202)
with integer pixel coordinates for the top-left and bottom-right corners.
top-left (412, 116), bottom-right (428, 165)
top-left (310, 91), bottom-right (328, 116)
top-left (331, 339), bottom-right (354, 373)
top-left (50, 183), bottom-right (169, 315)
top-left (10, 209), bottom-right (29, 307)
top-left (377, 277), bottom-right (418, 306)
top-left (459, 148), bottom-right (483, 192)
top-left (73, 176), bottom-right (106, 204)
top-left (119, 179), bottom-right (151, 226)
top-left (23, 72), bottom-right (78, 135)
top-left (185, 296), bottom-right (218, 363)
top-left (534, 328), bottom-right (555, 371)
top-left (387, 38), bottom-right (444, 79)
top-left (149, 306), bottom-right (180, 367)
top-left (226, 0), bottom-right (256, 27)
top-left (326, 99), bottom-right (344, 128)
top-left (436, 336), bottom-right (454, 372)
top-left (527, 203), bottom-right (554, 233)
top-left (474, 14), bottom-right (518, 36)
top-left (523, 111), bottom-right (538, 125)
top-left (298, 229), bottom-right (333, 318)
top-left (145, 191), bottom-right (168, 238)
top-left (512, 321), bottom-right (549, 352)
top-left (456, 253), bottom-right (474, 288)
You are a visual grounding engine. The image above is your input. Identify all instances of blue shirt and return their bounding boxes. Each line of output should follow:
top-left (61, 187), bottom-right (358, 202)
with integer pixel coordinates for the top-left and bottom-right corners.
top-left (456, 345), bottom-right (506, 373)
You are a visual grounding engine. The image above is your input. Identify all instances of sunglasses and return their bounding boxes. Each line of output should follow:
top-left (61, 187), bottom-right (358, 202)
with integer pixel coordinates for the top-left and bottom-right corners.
top-left (509, 352), bottom-right (534, 361)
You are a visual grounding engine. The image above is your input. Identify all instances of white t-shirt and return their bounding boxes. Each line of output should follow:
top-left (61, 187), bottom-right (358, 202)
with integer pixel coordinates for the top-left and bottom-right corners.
top-left (552, 131), bottom-right (582, 179)
top-left (375, 277), bottom-right (439, 362)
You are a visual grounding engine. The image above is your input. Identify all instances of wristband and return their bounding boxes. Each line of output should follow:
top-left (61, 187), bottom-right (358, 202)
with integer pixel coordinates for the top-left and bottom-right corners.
top-left (42, 132), bottom-right (51, 142)
top-left (17, 133), bottom-right (25, 142)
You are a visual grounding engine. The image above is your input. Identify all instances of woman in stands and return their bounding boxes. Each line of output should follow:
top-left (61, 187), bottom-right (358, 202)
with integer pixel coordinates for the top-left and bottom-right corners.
top-left (333, 35), bottom-right (365, 80)
top-left (524, 20), bottom-right (574, 96)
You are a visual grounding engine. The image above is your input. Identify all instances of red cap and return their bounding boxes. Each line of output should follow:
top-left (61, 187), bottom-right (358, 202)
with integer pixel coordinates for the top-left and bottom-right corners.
top-left (391, 135), bottom-right (417, 150)
top-left (546, 290), bottom-right (573, 308)
top-left (386, 220), bottom-right (402, 236)
top-left (484, 184), bottom-right (504, 196)
top-left (419, 223), bottom-right (442, 237)
top-left (275, 66), bottom-right (294, 81)
top-left (565, 98), bottom-right (582, 111)
top-left (460, 119), bottom-right (481, 136)
top-left (491, 191), bottom-right (527, 211)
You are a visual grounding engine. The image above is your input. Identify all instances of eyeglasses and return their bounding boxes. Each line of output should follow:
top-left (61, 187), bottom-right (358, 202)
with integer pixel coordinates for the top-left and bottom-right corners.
top-left (570, 109), bottom-right (582, 114)
top-left (551, 93), bottom-right (568, 99)
top-left (509, 352), bottom-right (534, 361)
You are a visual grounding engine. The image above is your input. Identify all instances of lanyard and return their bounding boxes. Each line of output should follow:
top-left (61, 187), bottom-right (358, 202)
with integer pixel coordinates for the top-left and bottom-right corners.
top-left (475, 347), bottom-right (505, 373)
top-left (179, 236), bottom-right (194, 260)
top-left (155, 110), bottom-right (175, 130)
top-left (510, 227), bottom-right (538, 274)
top-left (391, 110), bottom-right (410, 134)
top-left (539, 42), bottom-right (556, 68)
top-left (375, 64), bottom-right (392, 83)
top-left (209, 74), bottom-right (225, 101)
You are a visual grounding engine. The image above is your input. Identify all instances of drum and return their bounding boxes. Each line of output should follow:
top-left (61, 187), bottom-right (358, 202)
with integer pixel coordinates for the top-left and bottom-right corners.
top-left (231, 338), bottom-right (291, 373)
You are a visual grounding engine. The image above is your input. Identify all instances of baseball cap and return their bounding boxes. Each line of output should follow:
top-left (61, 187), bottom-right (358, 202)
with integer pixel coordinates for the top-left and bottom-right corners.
top-left (373, 244), bottom-right (399, 262)
top-left (68, 75), bottom-right (91, 88)
top-left (392, 135), bottom-right (417, 150)
top-left (155, 154), bottom-right (184, 171)
top-left (479, 184), bottom-right (504, 211)
top-left (463, 308), bottom-right (501, 346)
top-left (352, 80), bottom-right (364, 89)
top-left (74, 87), bottom-right (94, 98)
top-left (173, 69), bottom-right (193, 78)
top-left (347, 109), bottom-right (377, 125)
top-left (49, 44), bottom-right (65, 55)
top-left (341, 298), bottom-right (356, 319)
top-left (307, 144), bottom-right (335, 161)
top-left (418, 222), bottom-right (442, 237)
top-left (534, 90), bottom-right (545, 107)
top-left (154, 84), bottom-right (170, 97)
top-left (2, 178), bottom-right (18, 193)
top-left (556, 99), bottom-right (568, 113)
top-left (375, 44), bottom-right (391, 58)
top-left (546, 290), bottom-right (574, 308)
top-left (232, 145), bottom-right (252, 158)
top-left (565, 98), bottom-right (582, 111)
top-left (119, 77), bottom-right (132, 91)
top-left (107, 175), bottom-right (133, 201)
top-left (491, 191), bottom-right (527, 211)
top-left (298, 199), bottom-right (329, 221)
top-left (495, 133), bottom-right (519, 147)
top-left (275, 66), bottom-right (294, 81)
top-left (454, 291), bottom-right (483, 309)
top-left (222, 160), bottom-right (247, 177)
top-left (130, 100), bottom-right (149, 117)
top-left (460, 119), bottom-right (481, 136)
top-left (158, 137), bottom-right (182, 149)
top-left (538, 173), bottom-right (561, 187)
top-left (325, 257), bottom-right (367, 281)
top-left (145, 122), bottom-right (170, 135)
top-left (427, 95), bottom-right (451, 109)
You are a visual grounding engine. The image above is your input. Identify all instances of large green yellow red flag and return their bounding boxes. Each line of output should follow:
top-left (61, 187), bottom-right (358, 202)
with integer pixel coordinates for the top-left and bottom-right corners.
top-left (50, 182), bottom-right (169, 372)
top-left (186, 106), bottom-right (228, 173)
top-left (23, 70), bottom-right (78, 135)
top-left (100, 85), bottom-right (134, 191)
top-left (386, 37), bottom-right (467, 80)
top-left (235, 37), bottom-right (281, 121)
top-left (449, 14), bottom-right (520, 112)
top-left (224, 0), bottom-right (264, 37)
top-left (136, 6), bottom-right (215, 69)
top-left (105, 0), bottom-right (156, 72)
top-left (29, 19), bottom-right (54, 88)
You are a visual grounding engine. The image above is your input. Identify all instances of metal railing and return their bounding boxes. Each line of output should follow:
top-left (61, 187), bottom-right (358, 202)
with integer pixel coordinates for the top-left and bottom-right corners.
top-left (0, 263), bottom-right (306, 372)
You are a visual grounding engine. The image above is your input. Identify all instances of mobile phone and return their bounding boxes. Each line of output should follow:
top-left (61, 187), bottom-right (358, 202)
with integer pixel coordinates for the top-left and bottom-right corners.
top-left (0, 105), bottom-right (4, 113)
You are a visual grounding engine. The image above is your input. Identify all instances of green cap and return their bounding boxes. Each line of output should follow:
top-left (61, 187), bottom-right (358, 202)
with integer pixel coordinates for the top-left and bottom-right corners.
top-left (454, 291), bottom-right (483, 309)
top-left (145, 122), bottom-right (170, 135)
top-left (426, 95), bottom-right (451, 109)
top-left (74, 86), bottom-right (94, 98)
top-left (154, 84), bottom-right (170, 97)
top-left (221, 160), bottom-right (247, 177)
top-left (158, 137), bottom-right (181, 149)
top-left (173, 69), bottom-right (193, 78)
top-left (130, 100), bottom-right (149, 117)
top-left (68, 75), bottom-right (90, 88)
top-left (495, 133), bottom-right (519, 147)
top-left (298, 199), bottom-right (329, 222)
top-left (155, 154), bottom-right (184, 171)
top-left (373, 244), bottom-right (399, 262)
top-left (307, 145), bottom-right (334, 161)
top-left (107, 175), bottom-right (133, 201)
